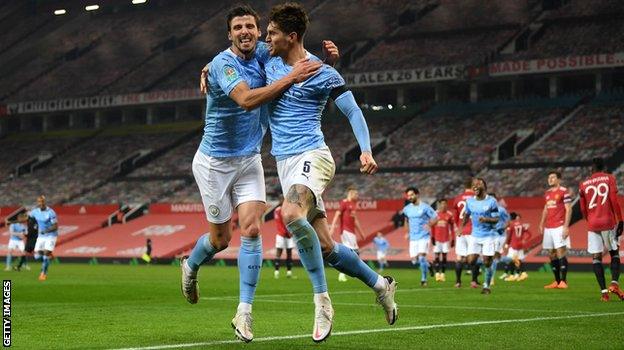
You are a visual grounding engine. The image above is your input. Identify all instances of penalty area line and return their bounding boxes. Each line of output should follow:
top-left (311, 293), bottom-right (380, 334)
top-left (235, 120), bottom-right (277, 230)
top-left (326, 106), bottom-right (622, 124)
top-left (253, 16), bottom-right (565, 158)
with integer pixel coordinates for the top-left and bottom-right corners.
top-left (109, 311), bottom-right (624, 350)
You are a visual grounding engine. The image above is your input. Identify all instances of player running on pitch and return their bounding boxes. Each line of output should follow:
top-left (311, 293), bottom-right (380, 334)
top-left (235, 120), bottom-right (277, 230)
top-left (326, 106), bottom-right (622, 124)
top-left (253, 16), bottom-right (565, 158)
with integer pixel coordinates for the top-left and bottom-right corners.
top-left (403, 187), bottom-right (437, 286)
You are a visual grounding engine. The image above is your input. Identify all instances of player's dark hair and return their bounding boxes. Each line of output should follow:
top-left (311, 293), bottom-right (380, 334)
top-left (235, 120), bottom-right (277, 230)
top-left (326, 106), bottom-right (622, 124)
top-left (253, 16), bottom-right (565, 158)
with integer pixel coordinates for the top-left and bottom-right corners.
top-left (226, 4), bottom-right (260, 31)
top-left (510, 212), bottom-right (518, 220)
top-left (269, 2), bottom-right (309, 41)
top-left (592, 157), bottom-right (606, 171)
top-left (464, 177), bottom-right (473, 189)
top-left (548, 170), bottom-right (562, 179)
top-left (438, 198), bottom-right (447, 203)
top-left (488, 192), bottom-right (497, 199)
top-left (475, 177), bottom-right (487, 190)
top-left (347, 185), bottom-right (357, 192)
top-left (405, 187), bottom-right (419, 194)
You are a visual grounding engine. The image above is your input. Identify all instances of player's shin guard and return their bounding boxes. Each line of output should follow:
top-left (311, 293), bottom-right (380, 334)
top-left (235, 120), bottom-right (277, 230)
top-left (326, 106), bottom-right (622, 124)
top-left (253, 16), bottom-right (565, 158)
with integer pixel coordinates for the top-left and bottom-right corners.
top-left (41, 255), bottom-right (50, 274)
top-left (287, 219), bottom-right (327, 293)
top-left (490, 258), bottom-right (499, 283)
top-left (325, 243), bottom-right (377, 288)
top-left (238, 236), bottom-right (262, 305)
top-left (609, 251), bottom-right (620, 282)
top-left (455, 261), bottom-right (462, 283)
top-left (484, 265), bottom-right (493, 288)
top-left (418, 255), bottom-right (428, 282)
top-left (187, 234), bottom-right (218, 272)
top-left (550, 258), bottom-right (561, 283)
top-left (592, 258), bottom-right (607, 290)
top-left (559, 257), bottom-right (568, 282)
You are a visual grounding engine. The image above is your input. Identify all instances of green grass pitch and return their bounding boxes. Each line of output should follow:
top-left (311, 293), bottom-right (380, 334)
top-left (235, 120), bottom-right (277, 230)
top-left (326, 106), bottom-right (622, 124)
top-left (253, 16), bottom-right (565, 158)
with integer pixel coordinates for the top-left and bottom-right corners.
top-left (7, 263), bottom-right (624, 349)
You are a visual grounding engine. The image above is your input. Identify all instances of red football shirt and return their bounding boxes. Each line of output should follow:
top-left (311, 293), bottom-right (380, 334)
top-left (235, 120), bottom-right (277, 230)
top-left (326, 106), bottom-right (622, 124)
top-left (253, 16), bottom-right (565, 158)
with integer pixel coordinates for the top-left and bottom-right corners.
top-left (433, 210), bottom-right (454, 242)
top-left (507, 220), bottom-right (532, 250)
top-left (452, 189), bottom-right (474, 235)
top-left (579, 172), bottom-right (623, 231)
top-left (339, 199), bottom-right (357, 233)
top-left (274, 206), bottom-right (290, 238)
top-left (544, 186), bottom-right (572, 228)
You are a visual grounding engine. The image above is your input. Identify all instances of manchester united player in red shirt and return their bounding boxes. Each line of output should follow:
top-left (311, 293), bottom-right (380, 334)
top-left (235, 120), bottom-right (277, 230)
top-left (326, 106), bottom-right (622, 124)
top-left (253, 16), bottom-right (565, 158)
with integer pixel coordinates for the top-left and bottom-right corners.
top-left (452, 178), bottom-right (475, 288)
top-left (273, 198), bottom-right (295, 279)
top-left (330, 185), bottom-right (365, 282)
top-left (579, 158), bottom-right (624, 301)
top-left (432, 198), bottom-right (455, 282)
top-left (539, 170), bottom-right (573, 289)
top-left (503, 212), bottom-right (532, 281)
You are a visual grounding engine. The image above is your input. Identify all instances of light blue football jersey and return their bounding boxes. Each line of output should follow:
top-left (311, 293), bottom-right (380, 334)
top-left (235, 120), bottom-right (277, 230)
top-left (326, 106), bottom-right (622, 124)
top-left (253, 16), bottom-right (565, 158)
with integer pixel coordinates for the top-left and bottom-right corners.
top-left (373, 236), bottom-right (389, 252)
top-left (264, 53), bottom-right (345, 159)
top-left (29, 207), bottom-right (58, 237)
top-left (496, 205), bottom-right (510, 235)
top-left (403, 202), bottom-right (437, 241)
top-left (465, 196), bottom-right (499, 238)
top-left (9, 223), bottom-right (26, 241)
top-left (199, 46), bottom-right (268, 157)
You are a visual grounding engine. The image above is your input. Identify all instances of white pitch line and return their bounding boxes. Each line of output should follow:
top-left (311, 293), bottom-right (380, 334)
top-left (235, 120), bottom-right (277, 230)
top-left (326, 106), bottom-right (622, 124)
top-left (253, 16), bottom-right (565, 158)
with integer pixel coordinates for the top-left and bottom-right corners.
top-left (109, 311), bottom-right (624, 350)
top-left (200, 287), bottom-right (442, 301)
top-left (252, 298), bottom-right (594, 314)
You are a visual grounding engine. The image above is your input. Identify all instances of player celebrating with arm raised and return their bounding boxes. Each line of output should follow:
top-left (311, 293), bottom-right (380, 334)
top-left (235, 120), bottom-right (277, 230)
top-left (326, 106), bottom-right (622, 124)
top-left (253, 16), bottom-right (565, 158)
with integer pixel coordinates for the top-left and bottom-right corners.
top-left (403, 187), bottom-right (437, 287)
top-left (181, 5), bottom-right (334, 343)
top-left (579, 158), bottom-right (624, 301)
top-left (463, 178), bottom-right (499, 294)
top-left (539, 170), bottom-right (573, 289)
top-left (263, 3), bottom-right (397, 341)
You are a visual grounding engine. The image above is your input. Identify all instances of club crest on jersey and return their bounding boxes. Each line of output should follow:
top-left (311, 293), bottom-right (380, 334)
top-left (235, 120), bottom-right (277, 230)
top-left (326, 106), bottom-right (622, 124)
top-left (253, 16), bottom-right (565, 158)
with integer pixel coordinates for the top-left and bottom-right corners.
top-left (223, 66), bottom-right (238, 82)
top-left (208, 205), bottom-right (220, 218)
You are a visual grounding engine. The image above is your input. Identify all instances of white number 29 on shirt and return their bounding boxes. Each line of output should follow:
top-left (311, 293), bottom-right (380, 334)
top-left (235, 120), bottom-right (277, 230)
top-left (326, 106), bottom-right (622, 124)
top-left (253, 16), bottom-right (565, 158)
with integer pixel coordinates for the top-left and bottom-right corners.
top-left (585, 183), bottom-right (609, 209)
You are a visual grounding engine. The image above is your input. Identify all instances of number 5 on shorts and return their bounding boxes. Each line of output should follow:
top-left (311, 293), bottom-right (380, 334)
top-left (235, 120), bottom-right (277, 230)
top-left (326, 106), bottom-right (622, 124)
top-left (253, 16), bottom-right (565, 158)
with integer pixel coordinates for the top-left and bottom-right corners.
top-left (303, 161), bottom-right (311, 173)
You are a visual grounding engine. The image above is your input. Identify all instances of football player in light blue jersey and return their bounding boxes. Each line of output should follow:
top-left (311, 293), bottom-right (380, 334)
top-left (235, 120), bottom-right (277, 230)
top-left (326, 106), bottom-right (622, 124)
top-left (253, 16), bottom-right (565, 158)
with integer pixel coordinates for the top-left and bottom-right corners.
top-left (488, 193), bottom-right (510, 285)
top-left (5, 213), bottom-right (27, 271)
top-left (29, 195), bottom-right (58, 281)
top-left (262, 3), bottom-right (397, 341)
top-left (181, 5), bottom-right (327, 343)
top-left (373, 232), bottom-right (390, 272)
top-left (462, 178), bottom-right (499, 294)
top-left (402, 187), bottom-right (438, 286)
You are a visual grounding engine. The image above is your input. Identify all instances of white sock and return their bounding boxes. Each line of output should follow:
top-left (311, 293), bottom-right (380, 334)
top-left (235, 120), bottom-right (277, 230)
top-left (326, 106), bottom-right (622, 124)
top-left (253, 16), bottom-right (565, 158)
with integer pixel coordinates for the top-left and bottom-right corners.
top-left (373, 275), bottom-right (386, 293)
top-left (237, 302), bottom-right (252, 314)
top-left (314, 292), bottom-right (330, 305)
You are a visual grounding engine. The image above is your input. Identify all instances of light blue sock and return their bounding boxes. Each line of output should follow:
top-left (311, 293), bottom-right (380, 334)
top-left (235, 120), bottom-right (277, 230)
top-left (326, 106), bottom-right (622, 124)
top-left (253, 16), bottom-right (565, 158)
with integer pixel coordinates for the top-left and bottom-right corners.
top-left (419, 255), bottom-right (428, 282)
top-left (287, 218), bottom-right (327, 294)
top-left (484, 266), bottom-right (493, 288)
top-left (325, 243), bottom-right (378, 288)
top-left (42, 256), bottom-right (50, 274)
top-left (491, 258), bottom-right (499, 283)
top-left (238, 236), bottom-right (262, 304)
top-left (6, 254), bottom-right (11, 268)
top-left (187, 234), bottom-right (218, 272)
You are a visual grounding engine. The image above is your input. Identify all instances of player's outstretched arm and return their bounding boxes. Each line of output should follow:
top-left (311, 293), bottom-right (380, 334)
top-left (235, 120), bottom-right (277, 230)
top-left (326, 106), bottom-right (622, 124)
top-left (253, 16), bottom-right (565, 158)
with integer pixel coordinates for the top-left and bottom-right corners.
top-left (229, 59), bottom-right (321, 111)
top-left (332, 89), bottom-right (377, 174)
